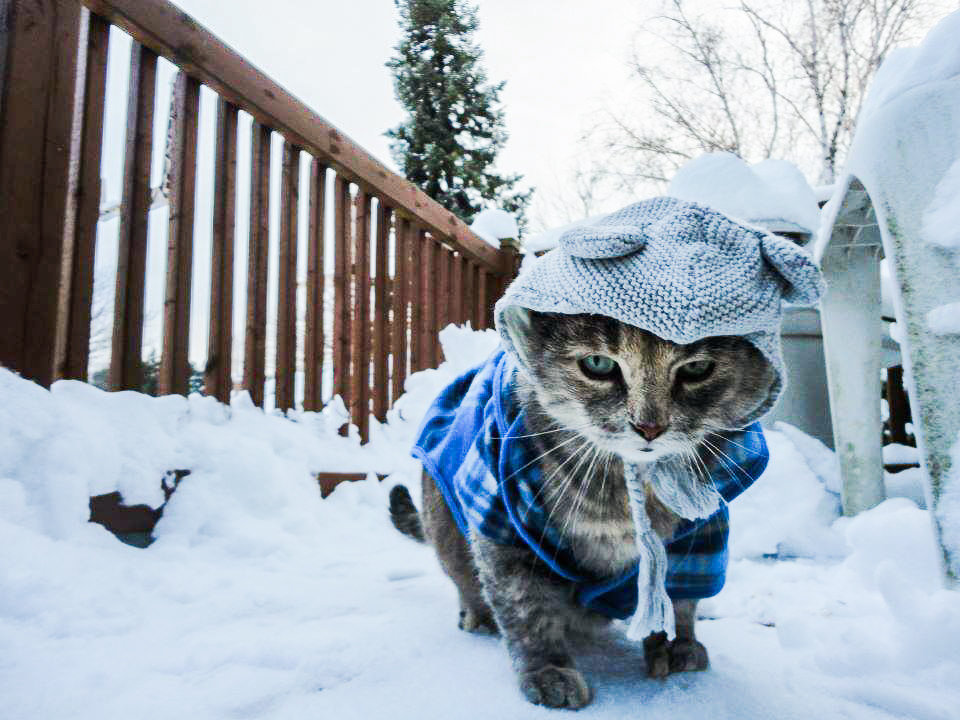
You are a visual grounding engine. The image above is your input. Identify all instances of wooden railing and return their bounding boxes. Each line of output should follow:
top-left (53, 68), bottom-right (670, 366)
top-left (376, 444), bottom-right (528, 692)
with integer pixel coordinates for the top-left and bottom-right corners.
top-left (0, 0), bottom-right (521, 440)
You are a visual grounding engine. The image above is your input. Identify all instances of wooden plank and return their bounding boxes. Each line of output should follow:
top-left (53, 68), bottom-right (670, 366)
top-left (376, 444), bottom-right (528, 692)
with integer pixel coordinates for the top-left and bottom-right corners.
top-left (464, 259), bottom-right (476, 328)
top-left (886, 366), bottom-right (910, 445)
top-left (109, 41), bottom-right (157, 391)
top-left (243, 121), bottom-right (270, 406)
top-left (373, 202), bottom-right (391, 419)
top-left (303, 158), bottom-right (326, 411)
top-left (56, 9), bottom-right (110, 382)
top-left (0, 0), bottom-right (81, 387)
top-left (432, 240), bottom-right (444, 367)
top-left (332, 175), bottom-right (352, 406)
top-left (316, 471), bottom-right (387, 499)
top-left (159, 71), bottom-right (200, 396)
top-left (390, 216), bottom-right (410, 404)
top-left (274, 140), bottom-right (299, 412)
top-left (418, 231), bottom-right (436, 370)
top-left (408, 222), bottom-right (423, 373)
top-left (204, 97), bottom-right (238, 403)
top-left (350, 191), bottom-right (372, 441)
top-left (476, 269), bottom-right (488, 330)
top-left (452, 253), bottom-right (464, 326)
top-left (437, 244), bottom-right (451, 336)
top-left (78, 0), bottom-right (502, 274)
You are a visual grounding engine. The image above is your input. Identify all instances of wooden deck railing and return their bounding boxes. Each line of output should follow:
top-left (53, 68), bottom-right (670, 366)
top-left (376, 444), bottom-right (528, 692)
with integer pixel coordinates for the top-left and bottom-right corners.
top-left (0, 0), bottom-right (521, 440)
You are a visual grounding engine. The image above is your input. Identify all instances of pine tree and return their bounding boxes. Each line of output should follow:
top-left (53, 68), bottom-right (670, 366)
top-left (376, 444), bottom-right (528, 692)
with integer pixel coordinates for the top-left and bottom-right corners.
top-left (387, 0), bottom-right (531, 233)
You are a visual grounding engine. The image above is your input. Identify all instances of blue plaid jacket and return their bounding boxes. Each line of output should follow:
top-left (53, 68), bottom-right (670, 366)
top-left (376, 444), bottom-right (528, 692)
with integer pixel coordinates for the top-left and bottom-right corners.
top-left (411, 350), bottom-right (769, 620)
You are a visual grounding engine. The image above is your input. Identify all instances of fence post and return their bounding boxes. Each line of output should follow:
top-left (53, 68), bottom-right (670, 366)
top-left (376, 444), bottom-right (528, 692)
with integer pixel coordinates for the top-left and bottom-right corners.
top-left (56, 9), bottom-right (110, 382)
top-left (159, 72), bottom-right (200, 396)
top-left (499, 237), bottom-right (523, 281)
top-left (109, 41), bottom-right (157, 391)
top-left (0, 0), bottom-right (81, 387)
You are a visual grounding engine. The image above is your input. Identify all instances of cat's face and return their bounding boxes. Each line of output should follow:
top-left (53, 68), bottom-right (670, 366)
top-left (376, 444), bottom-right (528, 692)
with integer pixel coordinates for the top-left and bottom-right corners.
top-left (504, 309), bottom-right (776, 463)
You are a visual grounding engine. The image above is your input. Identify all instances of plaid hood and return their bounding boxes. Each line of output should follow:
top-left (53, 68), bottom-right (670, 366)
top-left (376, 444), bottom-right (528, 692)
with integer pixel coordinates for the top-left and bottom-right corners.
top-left (411, 350), bottom-right (769, 619)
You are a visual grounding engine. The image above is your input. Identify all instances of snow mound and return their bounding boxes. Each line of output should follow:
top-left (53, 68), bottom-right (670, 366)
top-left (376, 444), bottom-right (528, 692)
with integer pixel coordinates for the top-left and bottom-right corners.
top-left (667, 153), bottom-right (820, 235)
top-left (859, 11), bottom-right (960, 120)
top-left (2, 323), bottom-right (958, 719)
top-left (927, 301), bottom-right (960, 335)
top-left (470, 209), bottom-right (519, 247)
top-left (921, 157), bottom-right (960, 248)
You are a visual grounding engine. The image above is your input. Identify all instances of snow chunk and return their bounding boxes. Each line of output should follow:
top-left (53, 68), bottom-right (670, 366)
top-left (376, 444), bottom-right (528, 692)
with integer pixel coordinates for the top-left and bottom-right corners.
top-left (525, 154), bottom-right (819, 254)
top-left (859, 11), bottom-right (960, 121)
top-left (470, 209), bottom-right (518, 247)
top-left (883, 443), bottom-right (920, 465)
top-left (926, 302), bottom-right (960, 335)
top-left (667, 153), bottom-right (820, 235)
top-left (938, 431), bottom-right (960, 571)
top-left (921, 157), bottom-right (960, 248)
top-left (885, 467), bottom-right (927, 509)
top-left (728, 424), bottom-right (843, 560)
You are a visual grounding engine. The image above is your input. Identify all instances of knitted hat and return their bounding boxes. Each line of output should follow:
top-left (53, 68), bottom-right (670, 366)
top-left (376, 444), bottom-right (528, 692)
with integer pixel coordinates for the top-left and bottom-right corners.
top-left (494, 197), bottom-right (825, 423)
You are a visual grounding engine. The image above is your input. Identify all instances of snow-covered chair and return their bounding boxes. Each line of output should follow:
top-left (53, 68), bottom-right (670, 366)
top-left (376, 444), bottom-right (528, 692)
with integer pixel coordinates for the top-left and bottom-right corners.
top-left (816, 12), bottom-right (960, 585)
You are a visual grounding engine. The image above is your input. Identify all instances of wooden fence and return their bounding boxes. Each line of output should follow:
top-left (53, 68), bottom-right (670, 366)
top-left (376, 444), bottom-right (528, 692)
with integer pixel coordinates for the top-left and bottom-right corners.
top-left (0, 0), bottom-right (521, 441)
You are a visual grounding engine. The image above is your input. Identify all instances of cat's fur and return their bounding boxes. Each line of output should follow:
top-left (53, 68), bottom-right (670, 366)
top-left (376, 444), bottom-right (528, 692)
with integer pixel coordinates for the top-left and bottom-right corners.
top-left (390, 311), bottom-right (776, 709)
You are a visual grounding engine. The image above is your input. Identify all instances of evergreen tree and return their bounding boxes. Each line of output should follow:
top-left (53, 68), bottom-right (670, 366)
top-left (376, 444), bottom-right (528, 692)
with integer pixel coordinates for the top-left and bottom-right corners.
top-left (387, 0), bottom-right (531, 233)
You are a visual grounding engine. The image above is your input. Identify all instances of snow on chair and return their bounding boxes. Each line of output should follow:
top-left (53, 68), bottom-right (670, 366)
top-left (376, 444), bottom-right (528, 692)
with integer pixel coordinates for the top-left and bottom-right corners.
top-left (816, 11), bottom-right (960, 586)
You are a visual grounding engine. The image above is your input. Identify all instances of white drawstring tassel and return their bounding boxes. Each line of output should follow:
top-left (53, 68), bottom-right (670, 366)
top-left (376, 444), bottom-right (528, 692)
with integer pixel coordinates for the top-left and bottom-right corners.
top-left (624, 459), bottom-right (722, 641)
top-left (624, 464), bottom-right (674, 640)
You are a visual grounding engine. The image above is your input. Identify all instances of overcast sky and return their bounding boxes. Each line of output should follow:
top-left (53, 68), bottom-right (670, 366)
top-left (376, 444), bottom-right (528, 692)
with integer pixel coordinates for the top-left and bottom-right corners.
top-left (168, 0), bottom-right (643, 231)
top-left (90, 0), bottom-right (957, 380)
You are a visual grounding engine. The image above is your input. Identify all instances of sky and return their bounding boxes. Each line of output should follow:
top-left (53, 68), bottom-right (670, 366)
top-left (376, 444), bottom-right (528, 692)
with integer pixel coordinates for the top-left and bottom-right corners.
top-left (168, 0), bottom-right (643, 231)
top-left (89, 0), bottom-right (958, 378)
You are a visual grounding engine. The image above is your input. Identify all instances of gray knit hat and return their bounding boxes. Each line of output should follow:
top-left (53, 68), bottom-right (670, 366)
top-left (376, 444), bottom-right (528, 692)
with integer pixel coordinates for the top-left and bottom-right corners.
top-left (494, 197), bottom-right (826, 423)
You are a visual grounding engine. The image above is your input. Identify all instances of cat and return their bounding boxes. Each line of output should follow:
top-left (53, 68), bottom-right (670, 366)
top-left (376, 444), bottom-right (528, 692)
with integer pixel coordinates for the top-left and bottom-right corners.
top-left (390, 309), bottom-right (777, 709)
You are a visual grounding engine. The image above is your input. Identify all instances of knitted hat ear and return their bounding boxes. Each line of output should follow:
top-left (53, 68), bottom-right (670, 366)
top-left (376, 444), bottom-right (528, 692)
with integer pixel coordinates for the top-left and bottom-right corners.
top-left (758, 233), bottom-right (826, 306)
top-left (559, 223), bottom-right (648, 259)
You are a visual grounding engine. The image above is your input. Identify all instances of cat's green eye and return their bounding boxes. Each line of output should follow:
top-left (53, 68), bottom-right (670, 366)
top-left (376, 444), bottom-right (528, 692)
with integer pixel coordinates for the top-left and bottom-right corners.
top-left (579, 355), bottom-right (618, 379)
top-left (677, 359), bottom-right (716, 382)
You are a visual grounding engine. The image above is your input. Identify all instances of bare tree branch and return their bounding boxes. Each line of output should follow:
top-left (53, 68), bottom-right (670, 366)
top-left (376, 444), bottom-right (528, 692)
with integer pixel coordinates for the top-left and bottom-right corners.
top-left (594, 0), bottom-right (933, 194)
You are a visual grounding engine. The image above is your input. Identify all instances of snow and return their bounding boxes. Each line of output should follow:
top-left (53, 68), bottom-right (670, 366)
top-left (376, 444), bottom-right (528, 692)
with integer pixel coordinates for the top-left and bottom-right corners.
top-left (666, 153), bottom-right (820, 236)
top-left (926, 302), bottom-right (960, 334)
top-left (857, 11), bottom-right (960, 121)
top-left (921, 157), bottom-right (960, 249)
top-left (2, 326), bottom-right (959, 719)
top-left (525, 154), bottom-right (819, 255)
top-left (884, 443), bottom-right (921, 466)
top-left (469, 208), bottom-right (519, 247)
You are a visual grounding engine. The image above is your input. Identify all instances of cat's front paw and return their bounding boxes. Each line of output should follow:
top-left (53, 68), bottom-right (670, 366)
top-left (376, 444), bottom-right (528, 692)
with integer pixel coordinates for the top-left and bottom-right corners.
top-left (458, 608), bottom-right (498, 635)
top-left (668, 638), bottom-right (708, 672)
top-left (519, 665), bottom-right (592, 709)
top-left (643, 631), bottom-right (671, 679)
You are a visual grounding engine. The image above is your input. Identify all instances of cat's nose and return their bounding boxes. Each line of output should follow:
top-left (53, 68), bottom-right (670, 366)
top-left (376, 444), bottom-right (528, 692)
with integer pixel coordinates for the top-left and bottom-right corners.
top-left (630, 421), bottom-right (667, 441)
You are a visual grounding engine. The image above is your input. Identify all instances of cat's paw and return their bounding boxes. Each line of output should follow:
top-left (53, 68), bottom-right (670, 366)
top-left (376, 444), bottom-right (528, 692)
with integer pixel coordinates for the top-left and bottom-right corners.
top-left (643, 631), bottom-right (671, 679)
top-left (519, 665), bottom-right (592, 709)
top-left (668, 638), bottom-right (708, 673)
top-left (458, 608), bottom-right (498, 635)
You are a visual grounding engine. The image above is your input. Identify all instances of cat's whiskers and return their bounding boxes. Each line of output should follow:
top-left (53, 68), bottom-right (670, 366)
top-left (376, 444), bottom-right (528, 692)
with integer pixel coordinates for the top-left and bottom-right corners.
top-left (558, 445), bottom-right (599, 541)
top-left (703, 430), bottom-right (755, 455)
top-left (525, 439), bottom-right (592, 586)
top-left (699, 437), bottom-right (753, 487)
top-left (503, 420), bottom-right (597, 441)
top-left (503, 432), bottom-right (585, 483)
top-left (540, 438), bottom-right (596, 544)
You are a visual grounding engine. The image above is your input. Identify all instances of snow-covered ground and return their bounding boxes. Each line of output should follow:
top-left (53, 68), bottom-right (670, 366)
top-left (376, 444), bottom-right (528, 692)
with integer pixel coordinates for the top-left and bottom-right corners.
top-left (2, 326), bottom-right (958, 720)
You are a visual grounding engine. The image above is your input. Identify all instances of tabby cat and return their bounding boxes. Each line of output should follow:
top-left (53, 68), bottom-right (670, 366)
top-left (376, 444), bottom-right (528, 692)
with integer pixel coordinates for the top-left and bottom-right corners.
top-left (390, 309), bottom-right (776, 709)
